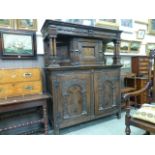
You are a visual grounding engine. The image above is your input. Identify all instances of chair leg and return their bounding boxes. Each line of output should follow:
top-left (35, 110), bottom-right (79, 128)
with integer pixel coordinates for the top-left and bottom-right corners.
top-left (125, 125), bottom-right (131, 135)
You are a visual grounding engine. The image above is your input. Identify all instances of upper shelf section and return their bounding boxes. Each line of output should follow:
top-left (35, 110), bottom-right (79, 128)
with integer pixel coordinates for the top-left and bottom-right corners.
top-left (41, 20), bottom-right (122, 67)
top-left (41, 20), bottom-right (122, 42)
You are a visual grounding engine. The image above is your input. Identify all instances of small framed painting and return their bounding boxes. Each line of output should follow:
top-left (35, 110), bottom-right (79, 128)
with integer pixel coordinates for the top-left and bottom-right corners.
top-left (95, 19), bottom-right (119, 30)
top-left (119, 19), bottom-right (134, 32)
top-left (136, 29), bottom-right (145, 39)
top-left (16, 19), bottom-right (37, 31)
top-left (0, 19), bottom-right (14, 29)
top-left (120, 40), bottom-right (130, 53)
top-left (0, 30), bottom-right (37, 59)
top-left (148, 19), bottom-right (155, 35)
top-left (105, 42), bottom-right (114, 52)
top-left (135, 19), bottom-right (148, 24)
top-left (130, 41), bottom-right (141, 53)
top-left (146, 43), bottom-right (155, 55)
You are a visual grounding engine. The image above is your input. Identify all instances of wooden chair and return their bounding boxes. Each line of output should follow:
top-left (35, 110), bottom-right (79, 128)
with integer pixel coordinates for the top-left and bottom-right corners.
top-left (123, 50), bottom-right (155, 135)
top-left (121, 72), bottom-right (137, 107)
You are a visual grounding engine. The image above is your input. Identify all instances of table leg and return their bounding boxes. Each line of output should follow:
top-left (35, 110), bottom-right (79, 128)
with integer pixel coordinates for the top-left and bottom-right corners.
top-left (43, 103), bottom-right (48, 135)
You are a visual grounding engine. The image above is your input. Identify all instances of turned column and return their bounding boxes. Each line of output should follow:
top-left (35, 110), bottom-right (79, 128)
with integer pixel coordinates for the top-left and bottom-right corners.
top-left (44, 26), bottom-right (59, 66)
top-left (113, 39), bottom-right (121, 65)
top-left (49, 37), bottom-right (57, 57)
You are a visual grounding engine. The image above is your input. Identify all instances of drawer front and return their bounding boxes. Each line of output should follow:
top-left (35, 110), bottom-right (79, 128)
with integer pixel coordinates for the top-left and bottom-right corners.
top-left (0, 81), bottom-right (42, 98)
top-left (17, 69), bottom-right (41, 82)
top-left (139, 58), bottom-right (149, 62)
top-left (138, 71), bottom-right (148, 75)
top-left (17, 81), bottom-right (42, 96)
top-left (139, 66), bottom-right (148, 70)
top-left (0, 84), bottom-right (17, 98)
top-left (0, 68), bottom-right (41, 84)
top-left (0, 70), bottom-right (18, 84)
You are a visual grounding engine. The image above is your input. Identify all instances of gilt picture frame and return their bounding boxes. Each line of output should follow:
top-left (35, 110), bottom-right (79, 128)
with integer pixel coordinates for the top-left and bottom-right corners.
top-left (136, 29), bottom-right (145, 39)
top-left (120, 40), bottom-right (130, 53)
top-left (130, 41), bottom-right (141, 53)
top-left (146, 43), bottom-right (155, 55)
top-left (119, 19), bottom-right (134, 32)
top-left (148, 19), bottom-right (155, 35)
top-left (135, 19), bottom-right (148, 25)
top-left (105, 42), bottom-right (114, 53)
top-left (0, 31), bottom-right (37, 59)
top-left (95, 19), bottom-right (119, 30)
top-left (0, 19), bottom-right (15, 29)
top-left (16, 19), bottom-right (37, 31)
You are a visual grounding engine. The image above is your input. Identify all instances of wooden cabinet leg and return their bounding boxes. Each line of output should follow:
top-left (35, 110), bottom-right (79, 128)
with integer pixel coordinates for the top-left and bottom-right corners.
top-left (54, 128), bottom-right (60, 135)
top-left (116, 112), bottom-right (121, 119)
top-left (144, 131), bottom-right (150, 135)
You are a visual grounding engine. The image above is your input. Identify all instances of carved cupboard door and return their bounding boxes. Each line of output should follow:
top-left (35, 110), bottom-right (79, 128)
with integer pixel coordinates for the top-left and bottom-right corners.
top-left (94, 69), bottom-right (121, 116)
top-left (53, 72), bottom-right (91, 128)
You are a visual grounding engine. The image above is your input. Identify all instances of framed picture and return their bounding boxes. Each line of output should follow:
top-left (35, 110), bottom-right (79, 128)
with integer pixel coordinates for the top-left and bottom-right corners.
top-left (0, 19), bottom-right (14, 29)
top-left (148, 19), bottom-right (155, 35)
top-left (105, 42), bottom-right (114, 52)
top-left (120, 40), bottom-right (130, 53)
top-left (95, 19), bottom-right (119, 30)
top-left (136, 29), bottom-right (145, 39)
top-left (0, 31), bottom-right (37, 59)
top-left (146, 43), bottom-right (155, 55)
top-left (16, 19), bottom-right (37, 31)
top-left (121, 19), bottom-right (133, 28)
top-left (68, 19), bottom-right (95, 26)
top-left (130, 41), bottom-right (141, 53)
top-left (135, 19), bottom-right (148, 24)
top-left (119, 19), bottom-right (134, 32)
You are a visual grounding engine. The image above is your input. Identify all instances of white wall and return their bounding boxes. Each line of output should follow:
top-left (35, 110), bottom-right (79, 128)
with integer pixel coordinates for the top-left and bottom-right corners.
top-left (36, 19), bottom-right (46, 54)
top-left (119, 19), bottom-right (155, 56)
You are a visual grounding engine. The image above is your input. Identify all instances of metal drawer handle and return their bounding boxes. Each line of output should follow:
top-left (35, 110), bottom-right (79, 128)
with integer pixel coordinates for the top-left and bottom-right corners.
top-left (23, 72), bottom-right (32, 78)
top-left (24, 86), bottom-right (34, 90)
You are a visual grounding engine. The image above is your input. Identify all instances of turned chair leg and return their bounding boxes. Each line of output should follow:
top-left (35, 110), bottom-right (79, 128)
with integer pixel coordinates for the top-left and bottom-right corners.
top-left (125, 99), bottom-right (131, 135)
top-left (125, 125), bottom-right (131, 135)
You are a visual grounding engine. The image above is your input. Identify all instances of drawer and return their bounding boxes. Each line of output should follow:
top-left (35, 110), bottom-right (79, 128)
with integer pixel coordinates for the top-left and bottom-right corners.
top-left (17, 68), bottom-right (41, 82)
top-left (139, 58), bottom-right (149, 62)
top-left (139, 63), bottom-right (149, 67)
top-left (0, 81), bottom-right (42, 98)
top-left (139, 66), bottom-right (148, 70)
top-left (0, 70), bottom-right (18, 84)
top-left (18, 81), bottom-right (42, 95)
top-left (0, 68), bottom-right (41, 84)
top-left (0, 84), bottom-right (17, 98)
top-left (138, 71), bottom-right (148, 75)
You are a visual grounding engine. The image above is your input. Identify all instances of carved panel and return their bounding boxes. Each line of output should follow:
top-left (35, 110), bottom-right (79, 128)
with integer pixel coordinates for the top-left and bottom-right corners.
top-left (70, 38), bottom-right (103, 65)
top-left (55, 72), bottom-right (91, 128)
top-left (83, 47), bottom-right (95, 56)
top-left (62, 79), bottom-right (87, 119)
top-left (98, 80), bottom-right (114, 110)
top-left (94, 70), bottom-right (120, 115)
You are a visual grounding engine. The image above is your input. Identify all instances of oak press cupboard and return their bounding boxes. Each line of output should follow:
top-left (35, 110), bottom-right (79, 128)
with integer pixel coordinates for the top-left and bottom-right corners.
top-left (41, 20), bottom-right (122, 134)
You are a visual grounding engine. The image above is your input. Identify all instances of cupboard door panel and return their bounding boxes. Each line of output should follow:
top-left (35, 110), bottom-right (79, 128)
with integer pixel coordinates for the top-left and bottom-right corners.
top-left (94, 70), bottom-right (120, 115)
top-left (53, 72), bottom-right (91, 128)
